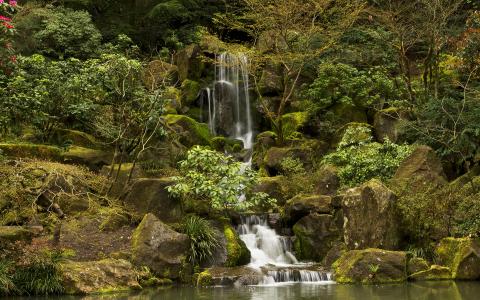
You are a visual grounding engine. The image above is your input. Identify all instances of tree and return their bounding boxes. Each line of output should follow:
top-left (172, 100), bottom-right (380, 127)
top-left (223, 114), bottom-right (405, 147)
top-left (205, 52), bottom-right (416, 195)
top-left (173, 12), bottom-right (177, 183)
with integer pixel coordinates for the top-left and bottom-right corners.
top-left (219, 0), bottom-right (365, 144)
top-left (0, 0), bottom-right (17, 75)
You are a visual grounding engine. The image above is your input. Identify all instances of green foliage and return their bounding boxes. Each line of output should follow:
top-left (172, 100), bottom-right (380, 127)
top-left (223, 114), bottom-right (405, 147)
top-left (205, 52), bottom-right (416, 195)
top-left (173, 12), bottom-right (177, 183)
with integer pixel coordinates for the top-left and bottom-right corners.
top-left (0, 260), bottom-right (16, 296)
top-left (181, 215), bottom-right (220, 265)
top-left (15, 6), bottom-right (101, 59)
top-left (323, 125), bottom-right (413, 187)
top-left (279, 157), bottom-right (305, 175)
top-left (304, 62), bottom-right (403, 111)
top-left (168, 146), bottom-right (268, 213)
top-left (0, 0), bottom-right (17, 75)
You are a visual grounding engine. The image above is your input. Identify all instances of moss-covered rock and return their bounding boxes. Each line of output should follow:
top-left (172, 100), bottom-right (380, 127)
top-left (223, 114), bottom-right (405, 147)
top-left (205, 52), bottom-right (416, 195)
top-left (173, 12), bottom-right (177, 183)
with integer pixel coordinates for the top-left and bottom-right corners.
top-left (331, 103), bottom-right (368, 125)
top-left (323, 242), bottom-right (347, 268)
top-left (122, 178), bottom-right (183, 223)
top-left (59, 259), bottom-right (141, 294)
top-left (435, 237), bottom-right (480, 280)
top-left (62, 146), bottom-right (112, 171)
top-left (0, 226), bottom-right (35, 246)
top-left (196, 270), bottom-right (213, 286)
top-left (284, 194), bottom-right (333, 226)
top-left (181, 79), bottom-right (201, 105)
top-left (332, 249), bottom-right (407, 284)
top-left (211, 136), bottom-right (244, 153)
top-left (407, 257), bottom-right (430, 275)
top-left (252, 176), bottom-right (293, 206)
top-left (342, 179), bottom-right (399, 250)
top-left (258, 64), bottom-right (283, 95)
top-left (293, 213), bottom-right (341, 262)
top-left (203, 266), bottom-right (263, 286)
top-left (50, 129), bottom-right (100, 149)
top-left (164, 114), bottom-right (212, 147)
top-left (392, 145), bottom-right (447, 190)
top-left (281, 112), bottom-right (309, 140)
top-left (223, 223), bottom-right (251, 267)
top-left (314, 165), bottom-right (340, 196)
top-left (100, 163), bottom-right (147, 197)
top-left (409, 265), bottom-right (452, 281)
top-left (131, 213), bottom-right (189, 279)
top-left (175, 44), bottom-right (205, 81)
top-left (0, 143), bottom-right (63, 161)
top-left (252, 131), bottom-right (276, 169)
top-left (373, 107), bottom-right (411, 143)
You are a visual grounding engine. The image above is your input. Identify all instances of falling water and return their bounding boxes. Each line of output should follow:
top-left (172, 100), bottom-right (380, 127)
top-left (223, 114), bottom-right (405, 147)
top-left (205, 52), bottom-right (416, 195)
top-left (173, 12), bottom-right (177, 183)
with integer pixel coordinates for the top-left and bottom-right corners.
top-left (203, 53), bottom-right (254, 149)
top-left (237, 215), bottom-right (333, 284)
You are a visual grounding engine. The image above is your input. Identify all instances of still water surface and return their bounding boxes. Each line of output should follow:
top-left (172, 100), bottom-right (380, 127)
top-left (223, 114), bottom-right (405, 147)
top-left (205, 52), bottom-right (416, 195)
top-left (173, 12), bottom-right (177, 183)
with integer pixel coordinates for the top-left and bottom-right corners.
top-left (12, 282), bottom-right (480, 300)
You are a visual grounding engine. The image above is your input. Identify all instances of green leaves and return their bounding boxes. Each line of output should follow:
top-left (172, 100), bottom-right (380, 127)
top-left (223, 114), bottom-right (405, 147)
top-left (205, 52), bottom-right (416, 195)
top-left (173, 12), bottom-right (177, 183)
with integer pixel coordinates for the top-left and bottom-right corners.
top-left (181, 215), bottom-right (220, 265)
top-left (168, 146), bottom-right (271, 213)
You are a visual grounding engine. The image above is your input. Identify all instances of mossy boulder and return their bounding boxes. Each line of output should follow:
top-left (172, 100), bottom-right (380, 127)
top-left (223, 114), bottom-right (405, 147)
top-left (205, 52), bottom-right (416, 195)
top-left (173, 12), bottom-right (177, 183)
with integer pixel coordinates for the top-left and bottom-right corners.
top-left (284, 194), bottom-right (333, 226)
top-left (258, 64), bottom-right (283, 95)
top-left (331, 103), bottom-right (368, 125)
top-left (143, 60), bottom-right (179, 90)
top-left (323, 242), bottom-right (347, 268)
top-left (293, 213), bottom-right (341, 261)
top-left (175, 44), bottom-right (205, 81)
top-left (392, 145), bottom-right (447, 190)
top-left (100, 163), bottom-right (147, 197)
top-left (164, 86), bottom-right (182, 114)
top-left (122, 178), bottom-right (183, 223)
top-left (407, 257), bottom-right (430, 275)
top-left (332, 249), bottom-right (407, 284)
top-left (164, 114), bottom-right (212, 147)
top-left (314, 165), bottom-right (340, 196)
top-left (196, 270), bottom-right (213, 286)
top-left (252, 131), bottom-right (276, 168)
top-left (131, 213), bottom-right (189, 279)
top-left (181, 79), bottom-right (201, 105)
top-left (50, 129), bottom-right (100, 149)
top-left (281, 112), bottom-right (309, 140)
top-left (211, 136), bottom-right (244, 153)
top-left (409, 265), bottom-right (452, 281)
top-left (342, 179), bottom-right (399, 250)
top-left (62, 146), bottom-right (112, 171)
top-left (252, 176), bottom-right (293, 206)
top-left (59, 259), bottom-right (141, 294)
top-left (223, 223), bottom-right (251, 267)
top-left (0, 143), bottom-right (63, 161)
top-left (435, 237), bottom-right (480, 280)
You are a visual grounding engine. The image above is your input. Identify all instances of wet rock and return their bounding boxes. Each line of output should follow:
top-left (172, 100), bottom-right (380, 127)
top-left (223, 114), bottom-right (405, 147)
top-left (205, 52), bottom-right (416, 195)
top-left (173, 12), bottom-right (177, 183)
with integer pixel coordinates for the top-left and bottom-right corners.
top-left (333, 249), bottom-right (407, 284)
top-left (131, 213), bottom-right (189, 279)
top-left (342, 179), bottom-right (399, 250)
top-left (204, 266), bottom-right (263, 286)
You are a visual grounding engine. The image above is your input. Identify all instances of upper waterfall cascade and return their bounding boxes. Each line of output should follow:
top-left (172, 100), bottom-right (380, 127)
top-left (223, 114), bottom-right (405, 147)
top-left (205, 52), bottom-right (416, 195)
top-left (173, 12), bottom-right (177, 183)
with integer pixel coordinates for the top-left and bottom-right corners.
top-left (202, 53), bottom-right (254, 149)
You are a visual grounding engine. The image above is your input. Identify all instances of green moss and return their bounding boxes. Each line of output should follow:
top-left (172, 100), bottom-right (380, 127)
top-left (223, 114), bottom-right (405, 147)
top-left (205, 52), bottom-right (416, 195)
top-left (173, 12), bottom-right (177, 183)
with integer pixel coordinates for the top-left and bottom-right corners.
top-left (181, 79), bottom-right (201, 105)
top-left (223, 223), bottom-right (250, 267)
top-left (50, 129), bottom-right (99, 149)
top-left (409, 265), bottom-right (452, 281)
top-left (281, 112), bottom-right (309, 139)
top-left (0, 143), bottom-right (63, 161)
top-left (435, 237), bottom-right (480, 279)
top-left (164, 114), bottom-right (212, 146)
top-left (196, 270), bottom-right (213, 286)
top-left (211, 137), bottom-right (243, 153)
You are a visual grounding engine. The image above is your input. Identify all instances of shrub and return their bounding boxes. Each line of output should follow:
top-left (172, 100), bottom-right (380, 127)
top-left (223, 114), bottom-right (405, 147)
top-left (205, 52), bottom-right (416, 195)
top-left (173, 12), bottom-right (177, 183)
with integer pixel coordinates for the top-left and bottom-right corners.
top-left (181, 215), bottom-right (220, 265)
top-left (168, 146), bottom-right (271, 213)
top-left (323, 125), bottom-right (413, 187)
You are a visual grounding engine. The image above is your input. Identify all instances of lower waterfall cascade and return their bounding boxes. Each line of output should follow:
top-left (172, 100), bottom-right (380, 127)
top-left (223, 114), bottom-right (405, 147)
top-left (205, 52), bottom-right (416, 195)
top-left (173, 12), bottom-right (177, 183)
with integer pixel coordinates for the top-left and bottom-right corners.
top-left (237, 215), bottom-right (333, 284)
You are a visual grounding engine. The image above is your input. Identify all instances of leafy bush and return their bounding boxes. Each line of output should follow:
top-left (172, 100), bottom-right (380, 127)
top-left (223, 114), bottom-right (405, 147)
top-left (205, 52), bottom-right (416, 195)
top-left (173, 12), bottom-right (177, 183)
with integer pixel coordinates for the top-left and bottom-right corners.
top-left (181, 215), bottom-right (220, 265)
top-left (279, 157), bottom-right (305, 175)
top-left (168, 146), bottom-right (270, 213)
top-left (0, 0), bottom-right (18, 75)
top-left (304, 62), bottom-right (402, 111)
top-left (323, 125), bottom-right (413, 187)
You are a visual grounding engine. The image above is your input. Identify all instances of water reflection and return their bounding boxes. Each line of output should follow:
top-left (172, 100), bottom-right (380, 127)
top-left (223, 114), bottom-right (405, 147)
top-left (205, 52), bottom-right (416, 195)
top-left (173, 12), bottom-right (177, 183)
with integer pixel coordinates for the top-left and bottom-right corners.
top-left (10, 282), bottom-right (480, 300)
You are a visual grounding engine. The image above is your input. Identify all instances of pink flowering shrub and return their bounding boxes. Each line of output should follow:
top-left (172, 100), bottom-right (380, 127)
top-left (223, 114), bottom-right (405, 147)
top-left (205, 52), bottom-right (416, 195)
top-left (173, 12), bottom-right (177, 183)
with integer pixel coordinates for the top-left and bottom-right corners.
top-left (0, 0), bottom-right (17, 74)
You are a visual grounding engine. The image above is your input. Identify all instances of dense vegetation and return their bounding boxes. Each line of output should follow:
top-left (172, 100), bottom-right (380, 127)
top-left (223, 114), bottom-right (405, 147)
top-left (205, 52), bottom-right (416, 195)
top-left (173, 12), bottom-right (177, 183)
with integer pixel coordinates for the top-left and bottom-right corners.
top-left (1, 0), bottom-right (480, 294)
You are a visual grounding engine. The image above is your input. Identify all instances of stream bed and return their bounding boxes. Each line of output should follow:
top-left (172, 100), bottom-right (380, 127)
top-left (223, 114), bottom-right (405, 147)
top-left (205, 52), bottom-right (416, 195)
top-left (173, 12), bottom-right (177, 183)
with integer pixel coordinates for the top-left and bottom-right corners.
top-left (12, 281), bottom-right (480, 300)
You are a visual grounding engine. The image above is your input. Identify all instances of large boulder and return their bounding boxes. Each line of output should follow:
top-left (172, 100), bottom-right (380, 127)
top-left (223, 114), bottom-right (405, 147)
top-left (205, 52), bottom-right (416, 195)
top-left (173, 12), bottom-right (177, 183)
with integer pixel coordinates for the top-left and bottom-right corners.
top-left (333, 249), bottom-right (407, 284)
top-left (121, 178), bottom-right (182, 223)
top-left (407, 257), bottom-right (430, 275)
top-left (392, 145), bottom-right (447, 190)
top-left (175, 44), bottom-right (204, 81)
top-left (223, 223), bottom-right (251, 267)
top-left (163, 114), bottom-right (212, 147)
top-left (60, 259), bottom-right (141, 294)
top-left (342, 179), bottom-right (399, 250)
top-left (293, 213), bottom-right (341, 261)
top-left (252, 176), bottom-right (293, 206)
top-left (284, 194), bottom-right (333, 226)
top-left (131, 213), bottom-right (189, 279)
top-left (314, 165), bottom-right (340, 196)
top-left (435, 237), bottom-right (480, 280)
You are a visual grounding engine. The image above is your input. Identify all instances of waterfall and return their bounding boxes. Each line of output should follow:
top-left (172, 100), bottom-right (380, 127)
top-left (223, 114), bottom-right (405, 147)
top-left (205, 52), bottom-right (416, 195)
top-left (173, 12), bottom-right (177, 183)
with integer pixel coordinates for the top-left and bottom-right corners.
top-left (237, 215), bottom-right (333, 284)
top-left (203, 53), bottom-right (254, 149)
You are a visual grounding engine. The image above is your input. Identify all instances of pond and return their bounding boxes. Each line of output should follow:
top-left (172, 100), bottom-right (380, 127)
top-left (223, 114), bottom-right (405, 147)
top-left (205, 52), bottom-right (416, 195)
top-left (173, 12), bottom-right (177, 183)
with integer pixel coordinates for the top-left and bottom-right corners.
top-left (13, 281), bottom-right (480, 300)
